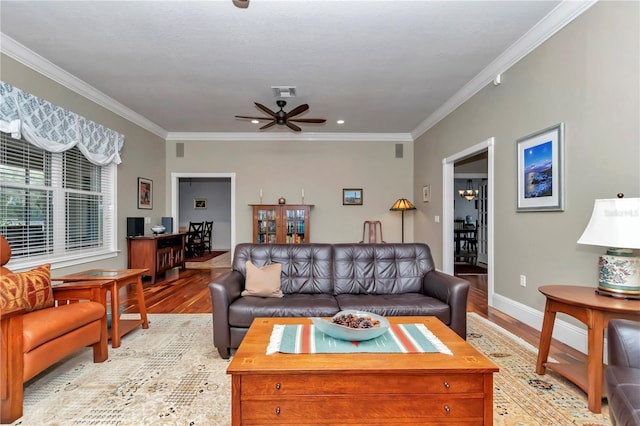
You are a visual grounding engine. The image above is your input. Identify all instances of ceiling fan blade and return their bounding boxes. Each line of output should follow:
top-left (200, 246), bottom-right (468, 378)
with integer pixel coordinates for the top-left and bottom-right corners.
top-left (260, 121), bottom-right (277, 130)
top-left (286, 104), bottom-right (309, 119)
top-left (254, 102), bottom-right (277, 118)
top-left (286, 122), bottom-right (302, 132)
top-left (235, 115), bottom-right (272, 120)
top-left (289, 118), bottom-right (327, 123)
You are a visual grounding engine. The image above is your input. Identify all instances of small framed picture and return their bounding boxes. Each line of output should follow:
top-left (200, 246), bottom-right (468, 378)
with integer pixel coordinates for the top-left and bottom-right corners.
top-left (422, 185), bottom-right (431, 202)
top-left (137, 177), bottom-right (152, 209)
top-left (194, 198), bottom-right (207, 209)
top-left (342, 188), bottom-right (363, 205)
top-left (516, 123), bottom-right (564, 212)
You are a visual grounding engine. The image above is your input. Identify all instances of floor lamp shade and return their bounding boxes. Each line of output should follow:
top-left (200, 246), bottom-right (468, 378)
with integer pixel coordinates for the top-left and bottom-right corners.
top-left (577, 197), bottom-right (640, 297)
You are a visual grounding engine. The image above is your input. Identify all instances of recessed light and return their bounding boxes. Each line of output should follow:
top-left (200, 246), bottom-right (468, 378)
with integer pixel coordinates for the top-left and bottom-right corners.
top-left (337, 120), bottom-right (345, 124)
top-left (251, 120), bottom-right (259, 124)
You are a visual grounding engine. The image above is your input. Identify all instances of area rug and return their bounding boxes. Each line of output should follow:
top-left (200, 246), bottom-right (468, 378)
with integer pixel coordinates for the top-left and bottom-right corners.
top-left (185, 251), bottom-right (231, 270)
top-left (11, 313), bottom-right (609, 426)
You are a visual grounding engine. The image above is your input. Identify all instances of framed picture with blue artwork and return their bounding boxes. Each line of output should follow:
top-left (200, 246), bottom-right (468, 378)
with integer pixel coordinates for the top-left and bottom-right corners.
top-left (516, 123), bottom-right (564, 212)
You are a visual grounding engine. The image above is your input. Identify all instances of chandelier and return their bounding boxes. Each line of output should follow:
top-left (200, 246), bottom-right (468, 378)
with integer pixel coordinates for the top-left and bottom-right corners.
top-left (458, 179), bottom-right (478, 201)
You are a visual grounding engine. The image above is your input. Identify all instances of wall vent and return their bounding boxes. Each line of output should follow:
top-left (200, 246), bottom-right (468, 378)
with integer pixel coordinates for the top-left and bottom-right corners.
top-left (271, 86), bottom-right (296, 98)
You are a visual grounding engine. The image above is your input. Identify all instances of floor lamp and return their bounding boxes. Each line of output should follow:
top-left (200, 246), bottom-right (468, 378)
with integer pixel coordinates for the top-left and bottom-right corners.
top-left (389, 198), bottom-right (416, 243)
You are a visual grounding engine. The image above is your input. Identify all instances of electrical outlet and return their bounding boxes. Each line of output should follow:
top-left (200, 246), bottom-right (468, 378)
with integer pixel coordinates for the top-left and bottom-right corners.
top-left (144, 217), bottom-right (151, 224)
top-left (434, 216), bottom-right (440, 223)
top-left (520, 275), bottom-right (526, 287)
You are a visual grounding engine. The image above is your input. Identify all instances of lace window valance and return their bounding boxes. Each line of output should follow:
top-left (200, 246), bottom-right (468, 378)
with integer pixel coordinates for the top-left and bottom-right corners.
top-left (0, 81), bottom-right (124, 165)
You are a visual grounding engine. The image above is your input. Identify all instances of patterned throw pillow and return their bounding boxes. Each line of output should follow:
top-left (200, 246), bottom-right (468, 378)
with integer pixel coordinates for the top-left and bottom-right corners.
top-left (0, 264), bottom-right (54, 312)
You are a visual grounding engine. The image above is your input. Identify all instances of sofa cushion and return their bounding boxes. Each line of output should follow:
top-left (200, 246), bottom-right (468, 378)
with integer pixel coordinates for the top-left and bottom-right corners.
top-left (233, 243), bottom-right (334, 294)
top-left (0, 263), bottom-right (54, 312)
top-left (333, 244), bottom-right (433, 295)
top-left (229, 293), bottom-right (340, 328)
top-left (336, 293), bottom-right (451, 325)
top-left (22, 301), bottom-right (105, 352)
top-left (242, 261), bottom-right (283, 298)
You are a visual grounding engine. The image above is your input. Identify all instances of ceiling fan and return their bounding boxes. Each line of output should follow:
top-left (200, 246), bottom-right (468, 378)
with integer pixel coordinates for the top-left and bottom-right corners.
top-left (235, 100), bottom-right (327, 132)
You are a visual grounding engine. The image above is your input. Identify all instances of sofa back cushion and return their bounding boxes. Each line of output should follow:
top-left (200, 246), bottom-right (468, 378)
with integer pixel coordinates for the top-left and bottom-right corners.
top-left (233, 243), bottom-right (333, 294)
top-left (333, 244), bottom-right (434, 295)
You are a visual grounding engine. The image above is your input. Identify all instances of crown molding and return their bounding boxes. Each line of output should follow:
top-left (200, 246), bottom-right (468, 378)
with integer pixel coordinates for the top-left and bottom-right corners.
top-left (411, 0), bottom-right (598, 140)
top-left (166, 132), bottom-right (413, 142)
top-left (0, 33), bottom-right (168, 139)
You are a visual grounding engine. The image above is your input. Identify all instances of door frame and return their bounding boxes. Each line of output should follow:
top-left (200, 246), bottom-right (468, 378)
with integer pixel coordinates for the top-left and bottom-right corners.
top-left (171, 172), bottom-right (236, 251)
top-left (442, 138), bottom-right (494, 306)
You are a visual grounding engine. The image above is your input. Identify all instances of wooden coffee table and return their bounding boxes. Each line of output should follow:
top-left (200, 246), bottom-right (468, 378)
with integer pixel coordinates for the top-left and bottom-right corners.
top-left (227, 316), bottom-right (498, 425)
top-left (53, 269), bottom-right (149, 348)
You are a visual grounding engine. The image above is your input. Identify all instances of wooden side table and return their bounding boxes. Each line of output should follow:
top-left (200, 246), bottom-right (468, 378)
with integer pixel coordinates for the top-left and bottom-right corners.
top-left (535, 285), bottom-right (640, 413)
top-left (52, 269), bottom-right (149, 348)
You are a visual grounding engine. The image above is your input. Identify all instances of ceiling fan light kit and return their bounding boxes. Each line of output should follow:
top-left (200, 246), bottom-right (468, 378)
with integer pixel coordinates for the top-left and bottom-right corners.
top-left (235, 100), bottom-right (326, 132)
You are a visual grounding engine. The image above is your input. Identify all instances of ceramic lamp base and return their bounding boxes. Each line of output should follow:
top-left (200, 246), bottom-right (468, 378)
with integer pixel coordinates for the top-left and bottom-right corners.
top-left (597, 250), bottom-right (640, 298)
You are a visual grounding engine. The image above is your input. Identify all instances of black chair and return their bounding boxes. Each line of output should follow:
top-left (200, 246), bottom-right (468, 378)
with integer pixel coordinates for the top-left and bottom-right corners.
top-left (186, 221), bottom-right (205, 258)
top-left (202, 221), bottom-right (213, 253)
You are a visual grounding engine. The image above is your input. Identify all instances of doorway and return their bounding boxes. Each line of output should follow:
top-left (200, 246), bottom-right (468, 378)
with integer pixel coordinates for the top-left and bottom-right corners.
top-left (171, 172), bottom-right (236, 251)
top-left (443, 138), bottom-right (494, 307)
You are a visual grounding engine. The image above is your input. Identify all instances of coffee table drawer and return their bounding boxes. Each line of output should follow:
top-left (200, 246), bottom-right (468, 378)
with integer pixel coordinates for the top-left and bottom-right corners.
top-left (241, 395), bottom-right (485, 424)
top-left (242, 373), bottom-right (483, 396)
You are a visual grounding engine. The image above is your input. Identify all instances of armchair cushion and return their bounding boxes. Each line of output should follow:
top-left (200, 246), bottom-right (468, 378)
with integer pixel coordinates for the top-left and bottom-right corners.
top-left (0, 264), bottom-right (54, 312)
top-left (241, 261), bottom-right (283, 298)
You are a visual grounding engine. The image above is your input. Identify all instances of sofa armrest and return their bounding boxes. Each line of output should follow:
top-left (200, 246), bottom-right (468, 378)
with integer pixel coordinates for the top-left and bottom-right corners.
top-left (423, 270), bottom-right (470, 339)
top-left (608, 319), bottom-right (640, 369)
top-left (209, 271), bottom-right (244, 358)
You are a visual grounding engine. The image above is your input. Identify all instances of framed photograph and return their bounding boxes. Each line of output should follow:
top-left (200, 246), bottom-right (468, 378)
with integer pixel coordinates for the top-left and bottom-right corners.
top-left (137, 177), bottom-right (153, 209)
top-left (422, 185), bottom-right (431, 202)
top-left (516, 123), bottom-right (564, 212)
top-left (342, 188), bottom-right (363, 206)
top-left (194, 198), bottom-right (207, 209)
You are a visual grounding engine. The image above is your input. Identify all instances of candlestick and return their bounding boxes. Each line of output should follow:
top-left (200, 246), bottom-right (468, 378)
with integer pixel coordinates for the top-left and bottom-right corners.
top-left (259, 189), bottom-right (263, 204)
top-left (301, 188), bottom-right (305, 204)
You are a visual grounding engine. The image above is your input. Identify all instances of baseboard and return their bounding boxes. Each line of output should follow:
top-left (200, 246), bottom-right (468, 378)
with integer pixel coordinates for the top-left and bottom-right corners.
top-left (491, 292), bottom-right (606, 358)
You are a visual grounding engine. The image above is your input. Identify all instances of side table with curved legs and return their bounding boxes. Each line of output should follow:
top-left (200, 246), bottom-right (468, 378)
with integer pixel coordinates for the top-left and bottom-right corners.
top-left (535, 285), bottom-right (640, 413)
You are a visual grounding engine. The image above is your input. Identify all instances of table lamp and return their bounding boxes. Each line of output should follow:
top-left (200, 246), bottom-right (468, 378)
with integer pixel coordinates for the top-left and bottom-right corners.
top-left (577, 195), bottom-right (640, 298)
top-left (389, 198), bottom-right (416, 243)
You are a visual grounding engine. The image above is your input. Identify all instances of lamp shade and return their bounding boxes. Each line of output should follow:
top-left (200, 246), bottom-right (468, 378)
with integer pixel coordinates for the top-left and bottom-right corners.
top-left (577, 197), bottom-right (640, 249)
top-left (389, 198), bottom-right (416, 211)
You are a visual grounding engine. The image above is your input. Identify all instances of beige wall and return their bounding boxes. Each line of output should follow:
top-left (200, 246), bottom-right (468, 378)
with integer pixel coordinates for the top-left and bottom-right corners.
top-left (414, 1), bottom-right (639, 316)
top-left (165, 139), bottom-right (414, 244)
top-left (1, 54), bottom-right (166, 274)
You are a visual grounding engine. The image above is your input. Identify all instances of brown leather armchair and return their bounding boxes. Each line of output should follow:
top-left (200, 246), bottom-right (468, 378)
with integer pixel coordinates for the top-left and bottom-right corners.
top-left (0, 235), bottom-right (109, 423)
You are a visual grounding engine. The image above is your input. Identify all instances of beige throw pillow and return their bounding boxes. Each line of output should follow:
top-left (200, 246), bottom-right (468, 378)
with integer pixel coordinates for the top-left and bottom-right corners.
top-left (242, 261), bottom-right (283, 298)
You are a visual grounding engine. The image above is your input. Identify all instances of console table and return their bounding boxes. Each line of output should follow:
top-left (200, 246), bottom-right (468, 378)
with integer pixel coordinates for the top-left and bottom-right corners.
top-left (127, 233), bottom-right (186, 284)
top-left (535, 285), bottom-right (640, 413)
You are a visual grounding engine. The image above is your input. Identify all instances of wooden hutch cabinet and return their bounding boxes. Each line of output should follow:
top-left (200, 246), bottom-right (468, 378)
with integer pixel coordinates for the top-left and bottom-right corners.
top-left (250, 204), bottom-right (313, 244)
top-left (127, 233), bottom-right (186, 284)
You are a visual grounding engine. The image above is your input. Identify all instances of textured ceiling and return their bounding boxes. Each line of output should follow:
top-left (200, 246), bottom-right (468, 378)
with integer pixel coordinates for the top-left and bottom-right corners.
top-left (0, 1), bottom-right (565, 136)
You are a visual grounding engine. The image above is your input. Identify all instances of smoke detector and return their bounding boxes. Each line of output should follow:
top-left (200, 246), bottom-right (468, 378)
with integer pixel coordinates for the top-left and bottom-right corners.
top-left (272, 86), bottom-right (297, 98)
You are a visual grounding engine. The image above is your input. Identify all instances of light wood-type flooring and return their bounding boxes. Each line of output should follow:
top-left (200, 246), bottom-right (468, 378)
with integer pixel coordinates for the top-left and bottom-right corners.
top-left (121, 262), bottom-right (587, 366)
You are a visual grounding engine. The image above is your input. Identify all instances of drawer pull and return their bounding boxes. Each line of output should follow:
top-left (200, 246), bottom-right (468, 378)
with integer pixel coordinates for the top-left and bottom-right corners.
top-left (275, 383), bottom-right (281, 390)
top-left (443, 381), bottom-right (450, 389)
top-left (444, 405), bottom-right (451, 413)
top-left (275, 407), bottom-right (281, 415)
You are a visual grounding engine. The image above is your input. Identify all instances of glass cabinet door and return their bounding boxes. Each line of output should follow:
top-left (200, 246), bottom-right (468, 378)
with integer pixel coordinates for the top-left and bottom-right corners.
top-left (284, 208), bottom-right (307, 244)
top-left (256, 208), bottom-right (278, 244)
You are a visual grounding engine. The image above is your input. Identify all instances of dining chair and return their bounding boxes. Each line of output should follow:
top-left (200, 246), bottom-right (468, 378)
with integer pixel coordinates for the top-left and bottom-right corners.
top-left (186, 221), bottom-right (205, 258)
top-left (202, 221), bottom-right (213, 253)
top-left (360, 220), bottom-right (385, 243)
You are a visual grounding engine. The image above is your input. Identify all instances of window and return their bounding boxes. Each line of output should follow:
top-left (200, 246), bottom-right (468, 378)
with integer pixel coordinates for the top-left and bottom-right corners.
top-left (0, 133), bottom-right (117, 268)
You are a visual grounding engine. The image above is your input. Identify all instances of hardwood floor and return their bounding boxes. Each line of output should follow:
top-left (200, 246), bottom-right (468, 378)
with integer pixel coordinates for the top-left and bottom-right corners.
top-left (121, 264), bottom-right (587, 365)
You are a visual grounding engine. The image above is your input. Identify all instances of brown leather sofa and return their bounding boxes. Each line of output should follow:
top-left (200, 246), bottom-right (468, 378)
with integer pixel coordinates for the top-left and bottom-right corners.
top-left (606, 319), bottom-right (640, 426)
top-left (209, 243), bottom-right (470, 359)
top-left (0, 235), bottom-right (109, 423)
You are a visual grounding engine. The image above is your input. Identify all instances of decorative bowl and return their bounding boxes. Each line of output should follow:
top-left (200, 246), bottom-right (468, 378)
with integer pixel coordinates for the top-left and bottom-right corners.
top-left (311, 310), bottom-right (390, 341)
top-left (151, 225), bottom-right (166, 234)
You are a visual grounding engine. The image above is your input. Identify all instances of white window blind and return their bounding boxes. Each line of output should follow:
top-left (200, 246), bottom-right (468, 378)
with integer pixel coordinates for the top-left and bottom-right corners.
top-left (1, 133), bottom-right (116, 267)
